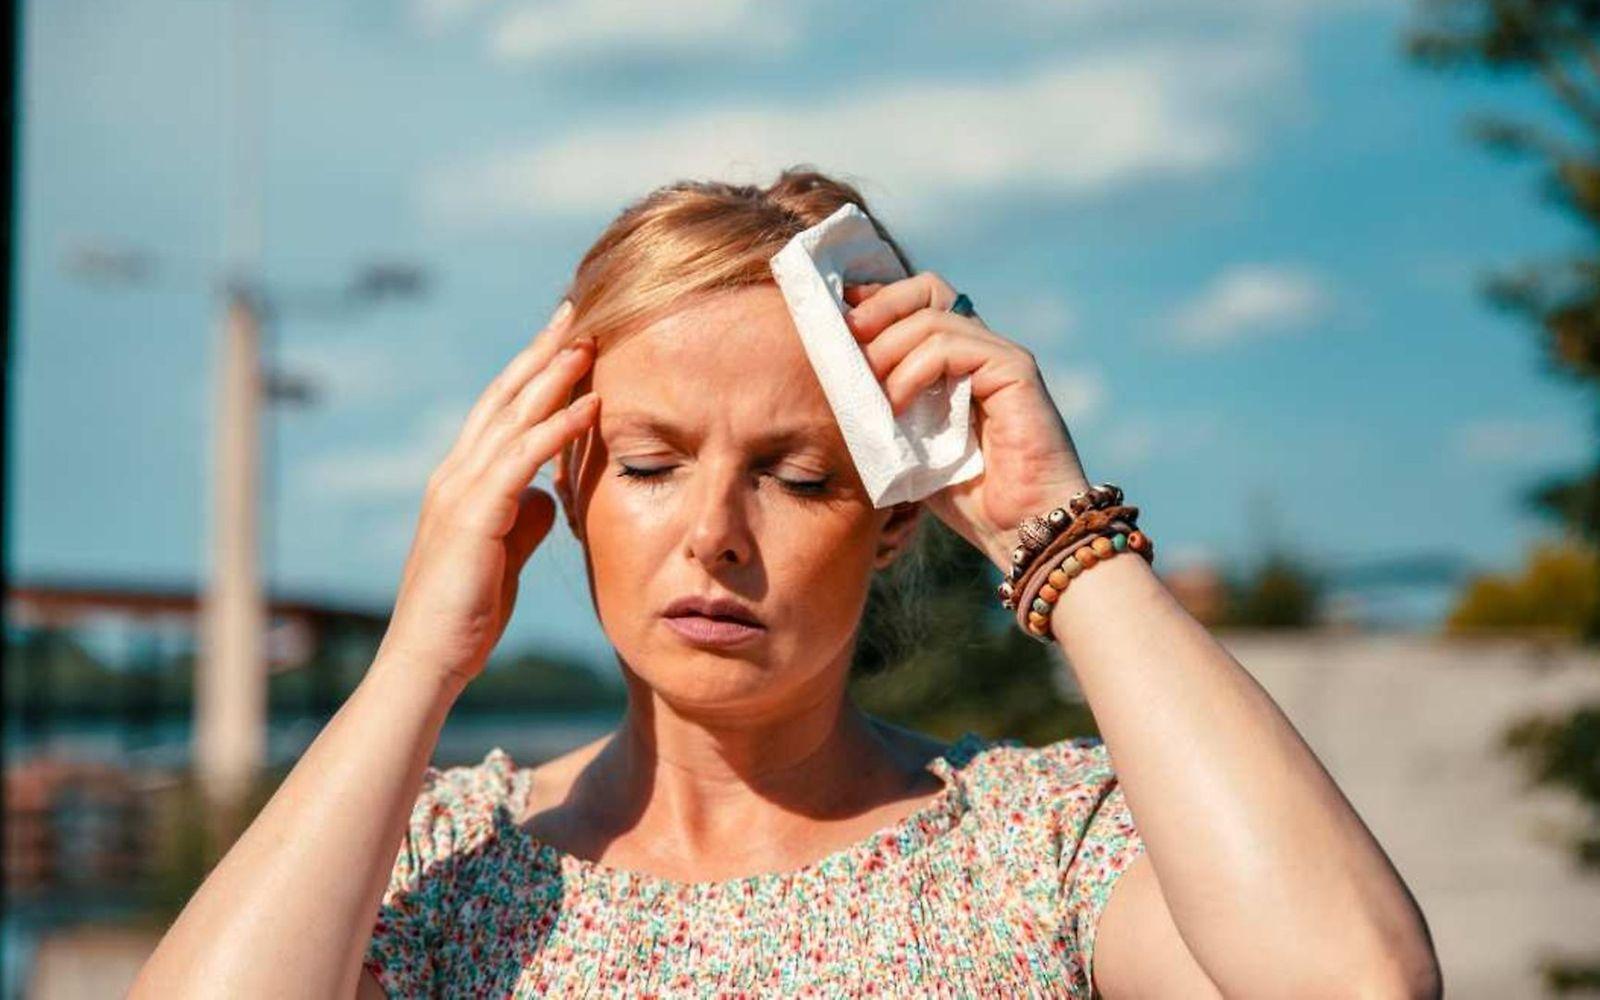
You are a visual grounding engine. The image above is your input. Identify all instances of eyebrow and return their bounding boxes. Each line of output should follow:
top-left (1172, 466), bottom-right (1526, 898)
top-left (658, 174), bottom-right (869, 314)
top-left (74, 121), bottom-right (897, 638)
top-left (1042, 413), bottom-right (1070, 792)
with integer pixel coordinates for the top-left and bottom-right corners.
top-left (602, 411), bottom-right (838, 449)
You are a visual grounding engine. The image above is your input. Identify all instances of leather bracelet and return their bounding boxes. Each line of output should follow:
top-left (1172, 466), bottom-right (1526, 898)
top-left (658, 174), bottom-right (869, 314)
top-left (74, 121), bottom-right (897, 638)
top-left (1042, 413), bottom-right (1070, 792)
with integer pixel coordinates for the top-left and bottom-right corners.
top-left (1015, 519), bottom-right (1153, 642)
top-left (1013, 508), bottom-right (1138, 619)
top-left (999, 503), bottom-right (1141, 609)
top-left (1002, 483), bottom-right (1125, 590)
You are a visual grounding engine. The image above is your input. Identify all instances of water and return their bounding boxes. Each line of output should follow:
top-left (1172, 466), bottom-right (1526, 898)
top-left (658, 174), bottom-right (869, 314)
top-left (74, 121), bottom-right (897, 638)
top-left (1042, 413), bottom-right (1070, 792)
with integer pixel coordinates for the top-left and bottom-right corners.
top-left (3, 709), bottom-right (624, 771)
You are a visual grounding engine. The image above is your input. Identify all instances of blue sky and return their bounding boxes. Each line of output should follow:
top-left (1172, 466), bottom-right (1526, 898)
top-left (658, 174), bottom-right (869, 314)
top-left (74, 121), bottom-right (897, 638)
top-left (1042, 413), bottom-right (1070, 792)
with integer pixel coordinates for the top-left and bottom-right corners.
top-left (10, 0), bottom-right (1593, 663)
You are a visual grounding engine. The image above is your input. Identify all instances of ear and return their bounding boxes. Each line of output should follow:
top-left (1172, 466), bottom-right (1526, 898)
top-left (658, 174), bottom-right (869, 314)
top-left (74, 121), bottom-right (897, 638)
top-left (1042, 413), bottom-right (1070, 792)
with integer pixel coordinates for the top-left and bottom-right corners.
top-left (873, 501), bottom-right (923, 570)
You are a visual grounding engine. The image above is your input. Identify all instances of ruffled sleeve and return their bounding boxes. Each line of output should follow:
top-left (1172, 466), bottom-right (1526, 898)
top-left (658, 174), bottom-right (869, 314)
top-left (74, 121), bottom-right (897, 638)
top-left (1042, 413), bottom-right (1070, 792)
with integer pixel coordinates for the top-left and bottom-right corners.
top-left (363, 749), bottom-right (519, 998)
top-left (1046, 737), bottom-right (1146, 997)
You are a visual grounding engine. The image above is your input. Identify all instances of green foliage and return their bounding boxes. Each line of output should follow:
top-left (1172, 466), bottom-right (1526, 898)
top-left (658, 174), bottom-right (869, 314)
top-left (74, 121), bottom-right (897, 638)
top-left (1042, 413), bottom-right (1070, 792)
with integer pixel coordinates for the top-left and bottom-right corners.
top-left (1408, 2), bottom-right (1600, 551)
top-left (455, 652), bottom-right (625, 714)
top-left (1410, 3), bottom-right (1600, 988)
top-left (1445, 537), bottom-right (1600, 637)
top-left (1502, 705), bottom-right (1600, 991)
top-left (135, 770), bottom-right (286, 927)
top-left (2, 628), bottom-right (624, 724)
top-left (850, 517), bottom-right (1097, 747)
top-left (1214, 550), bottom-right (1325, 629)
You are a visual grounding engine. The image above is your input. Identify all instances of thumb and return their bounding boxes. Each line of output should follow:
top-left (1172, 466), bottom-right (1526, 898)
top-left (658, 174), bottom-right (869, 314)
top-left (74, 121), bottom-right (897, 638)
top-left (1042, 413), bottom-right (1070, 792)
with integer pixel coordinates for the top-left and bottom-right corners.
top-left (506, 485), bottom-right (558, 571)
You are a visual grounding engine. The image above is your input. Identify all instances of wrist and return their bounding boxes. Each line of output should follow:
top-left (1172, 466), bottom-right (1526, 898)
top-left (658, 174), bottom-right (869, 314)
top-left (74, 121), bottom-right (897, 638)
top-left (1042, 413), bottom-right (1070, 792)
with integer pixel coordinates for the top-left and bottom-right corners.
top-left (363, 650), bottom-right (470, 712)
top-left (981, 477), bottom-right (1096, 575)
top-left (1048, 545), bottom-right (1159, 633)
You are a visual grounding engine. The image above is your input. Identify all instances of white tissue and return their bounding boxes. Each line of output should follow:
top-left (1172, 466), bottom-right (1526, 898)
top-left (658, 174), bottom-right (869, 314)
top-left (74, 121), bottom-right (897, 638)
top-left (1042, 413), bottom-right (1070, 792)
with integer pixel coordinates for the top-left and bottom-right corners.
top-left (769, 202), bottom-right (985, 509)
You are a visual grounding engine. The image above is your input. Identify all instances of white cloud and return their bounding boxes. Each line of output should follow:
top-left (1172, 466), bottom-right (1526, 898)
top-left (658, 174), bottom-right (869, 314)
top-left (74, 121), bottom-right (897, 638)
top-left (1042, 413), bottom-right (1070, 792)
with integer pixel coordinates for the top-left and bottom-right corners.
top-left (1102, 413), bottom-right (1222, 467)
top-left (411, 0), bottom-right (495, 34)
top-left (1450, 417), bottom-right (1587, 465)
top-left (420, 41), bottom-right (1284, 227)
top-left (1167, 264), bottom-right (1331, 349)
top-left (489, 0), bottom-right (798, 62)
top-left (275, 336), bottom-right (407, 408)
top-left (1037, 364), bottom-right (1107, 425)
top-left (1003, 292), bottom-right (1076, 352)
top-left (298, 403), bottom-right (466, 500)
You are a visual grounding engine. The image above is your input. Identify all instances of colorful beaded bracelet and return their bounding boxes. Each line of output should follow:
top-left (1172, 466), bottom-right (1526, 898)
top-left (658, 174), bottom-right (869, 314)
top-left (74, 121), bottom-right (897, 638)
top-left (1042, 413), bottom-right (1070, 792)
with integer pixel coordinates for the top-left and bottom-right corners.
top-left (1002, 483), bottom-right (1126, 592)
top-left (1016, 522), bottom-right (1154, 643)
top-left (998, 503), bottom-right (1142, 610)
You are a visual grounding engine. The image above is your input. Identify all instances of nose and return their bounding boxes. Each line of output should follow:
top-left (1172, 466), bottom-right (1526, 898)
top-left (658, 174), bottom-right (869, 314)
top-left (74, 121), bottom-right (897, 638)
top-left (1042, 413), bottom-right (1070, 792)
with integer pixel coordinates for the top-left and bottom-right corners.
top-left (684, 460), bottom-right (755, 570)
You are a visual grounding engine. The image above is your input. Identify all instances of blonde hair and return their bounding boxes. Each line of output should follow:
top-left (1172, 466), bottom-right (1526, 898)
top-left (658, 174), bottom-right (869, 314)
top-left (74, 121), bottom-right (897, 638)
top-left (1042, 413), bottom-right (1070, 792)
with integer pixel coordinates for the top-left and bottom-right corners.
top-left (559, 166), bottom-right (932, 677)
top-left (559, 167), bottom-right (915, 350)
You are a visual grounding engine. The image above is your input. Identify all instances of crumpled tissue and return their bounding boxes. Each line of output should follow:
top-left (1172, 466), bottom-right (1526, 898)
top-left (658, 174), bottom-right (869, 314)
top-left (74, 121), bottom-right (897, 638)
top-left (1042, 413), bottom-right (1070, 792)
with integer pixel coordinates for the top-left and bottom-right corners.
top-left (768, 202), bottom-right (984, 508)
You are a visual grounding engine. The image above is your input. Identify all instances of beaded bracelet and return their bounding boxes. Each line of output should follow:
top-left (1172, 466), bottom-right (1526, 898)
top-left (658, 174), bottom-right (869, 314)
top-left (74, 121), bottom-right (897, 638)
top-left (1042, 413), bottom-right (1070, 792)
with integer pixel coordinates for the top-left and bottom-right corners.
top-left (999, 484), bottom-right (1126, 603)
top-left (999, 502), bottom-right (1142, 611)
top-left (1016, 521), bottom-right (1154, 643)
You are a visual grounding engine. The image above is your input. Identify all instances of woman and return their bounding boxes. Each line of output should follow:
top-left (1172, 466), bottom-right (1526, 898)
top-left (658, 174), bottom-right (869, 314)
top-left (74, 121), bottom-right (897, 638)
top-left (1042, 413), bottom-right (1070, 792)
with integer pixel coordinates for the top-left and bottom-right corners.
top-left (131, 170), bottom-right (1440, 998)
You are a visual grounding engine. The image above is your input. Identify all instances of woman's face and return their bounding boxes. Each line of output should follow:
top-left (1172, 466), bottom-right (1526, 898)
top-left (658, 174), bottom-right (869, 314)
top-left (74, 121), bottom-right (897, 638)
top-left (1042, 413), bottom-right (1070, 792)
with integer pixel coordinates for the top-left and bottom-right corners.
top-left (557, 284), bottom-right (920, 712)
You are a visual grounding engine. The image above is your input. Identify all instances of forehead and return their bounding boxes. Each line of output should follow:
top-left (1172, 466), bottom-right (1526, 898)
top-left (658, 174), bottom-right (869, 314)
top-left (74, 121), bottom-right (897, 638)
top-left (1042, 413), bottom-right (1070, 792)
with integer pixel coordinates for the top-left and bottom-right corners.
top-left (592, 284), bottom-right (838, 437)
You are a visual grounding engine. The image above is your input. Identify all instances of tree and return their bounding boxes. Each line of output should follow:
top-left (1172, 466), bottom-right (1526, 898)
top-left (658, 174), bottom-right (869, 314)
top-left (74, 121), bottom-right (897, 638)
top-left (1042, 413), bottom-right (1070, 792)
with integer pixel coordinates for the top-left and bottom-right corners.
top-left (1409, 4), bottom-right (1600, 989)
top-left (851, 518), bottom-right (1097, 748)
top-left (1215, 550), bottom-right (1325, 629)
top-left (1408, 3), bottom-right (1600, 601)
top-left (1445, 537), bottom-right (1600, 637)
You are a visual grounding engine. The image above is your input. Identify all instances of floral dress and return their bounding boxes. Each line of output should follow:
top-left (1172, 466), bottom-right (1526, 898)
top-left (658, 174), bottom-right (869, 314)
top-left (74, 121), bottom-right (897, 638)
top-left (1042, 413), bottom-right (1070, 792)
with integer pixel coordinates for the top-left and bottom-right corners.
top-left (364, 731), bottom-right (1145, 998)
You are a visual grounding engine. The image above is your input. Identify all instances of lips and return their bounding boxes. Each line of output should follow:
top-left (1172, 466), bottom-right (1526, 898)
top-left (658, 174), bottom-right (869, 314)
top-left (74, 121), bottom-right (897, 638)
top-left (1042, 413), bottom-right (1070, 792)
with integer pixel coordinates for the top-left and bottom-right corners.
top-left (661, 594), bottom-right (764, 627)
top-left (661, 594), bottom-right (766, 647)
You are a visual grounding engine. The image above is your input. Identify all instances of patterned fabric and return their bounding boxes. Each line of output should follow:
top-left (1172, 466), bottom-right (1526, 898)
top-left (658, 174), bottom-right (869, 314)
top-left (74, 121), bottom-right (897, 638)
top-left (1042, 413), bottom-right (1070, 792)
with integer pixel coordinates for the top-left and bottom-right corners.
top-left (365, 731), bottom-right (1145, 998)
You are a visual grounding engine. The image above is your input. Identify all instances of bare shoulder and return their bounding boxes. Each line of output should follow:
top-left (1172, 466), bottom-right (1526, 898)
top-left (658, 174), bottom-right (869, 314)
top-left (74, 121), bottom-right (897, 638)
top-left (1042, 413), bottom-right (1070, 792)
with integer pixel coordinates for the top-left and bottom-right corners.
top-left (511, 732), bottom-right (615, 823)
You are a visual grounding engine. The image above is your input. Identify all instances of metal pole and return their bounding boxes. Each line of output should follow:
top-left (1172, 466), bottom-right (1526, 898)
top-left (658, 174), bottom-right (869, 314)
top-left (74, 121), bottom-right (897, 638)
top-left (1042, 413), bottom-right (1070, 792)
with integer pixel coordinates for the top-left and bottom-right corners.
top-left (194, 287), bottom-right (267, 808)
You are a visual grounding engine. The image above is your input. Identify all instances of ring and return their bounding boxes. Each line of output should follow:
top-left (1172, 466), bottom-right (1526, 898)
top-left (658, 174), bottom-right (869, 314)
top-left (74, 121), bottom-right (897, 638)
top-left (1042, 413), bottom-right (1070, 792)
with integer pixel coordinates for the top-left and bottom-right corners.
top-left (949, 292), bottom-right (976, 317)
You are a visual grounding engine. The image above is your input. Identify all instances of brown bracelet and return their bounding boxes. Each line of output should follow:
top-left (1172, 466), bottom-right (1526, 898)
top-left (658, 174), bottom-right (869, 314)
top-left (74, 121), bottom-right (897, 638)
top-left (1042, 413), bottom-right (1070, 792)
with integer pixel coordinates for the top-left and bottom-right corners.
top-left (999, 503), bottom-right (1141, 609)
top-left (1011, 505), bottom-right (1139, 630)
top-left (1015, 519), bottom-right (1153, 642)
top-left (1003, 485), bottom-right (1124, 582)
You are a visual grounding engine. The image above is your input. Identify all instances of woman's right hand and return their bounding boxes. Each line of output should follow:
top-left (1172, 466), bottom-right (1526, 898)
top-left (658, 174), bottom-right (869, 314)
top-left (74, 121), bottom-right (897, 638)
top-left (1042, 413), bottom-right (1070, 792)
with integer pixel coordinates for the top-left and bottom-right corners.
top-left (375, 299), bottom-right (597, 687)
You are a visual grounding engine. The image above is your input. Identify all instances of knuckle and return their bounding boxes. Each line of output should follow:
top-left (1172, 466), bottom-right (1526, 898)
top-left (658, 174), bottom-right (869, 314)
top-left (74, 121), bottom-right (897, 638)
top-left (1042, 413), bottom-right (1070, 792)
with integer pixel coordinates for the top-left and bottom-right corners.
top-left (424, 462), bottom-right (458, 497)
top-left (510, 431), bottom-right (543, 462)
top-left (493, 402), bottom-right (524, 431)
top-left (485, 372), bottom-right (514, 401)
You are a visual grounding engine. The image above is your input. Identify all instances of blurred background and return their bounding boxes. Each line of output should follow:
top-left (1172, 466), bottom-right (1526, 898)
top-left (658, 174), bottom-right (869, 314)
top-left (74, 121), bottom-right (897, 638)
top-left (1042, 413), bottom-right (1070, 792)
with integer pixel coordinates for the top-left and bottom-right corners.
top-left (5, 0), bottom-right (1600, 995)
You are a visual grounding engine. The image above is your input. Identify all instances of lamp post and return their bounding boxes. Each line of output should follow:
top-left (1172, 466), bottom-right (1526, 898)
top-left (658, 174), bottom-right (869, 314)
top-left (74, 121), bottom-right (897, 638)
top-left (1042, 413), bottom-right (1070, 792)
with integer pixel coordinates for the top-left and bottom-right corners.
top-left (63, 249), bottom-right (429, 813)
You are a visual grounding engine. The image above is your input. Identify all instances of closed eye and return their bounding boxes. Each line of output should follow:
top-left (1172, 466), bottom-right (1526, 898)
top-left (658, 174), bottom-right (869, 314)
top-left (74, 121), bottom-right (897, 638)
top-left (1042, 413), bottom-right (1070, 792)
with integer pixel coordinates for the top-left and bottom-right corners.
top-left (616, 465), bottom-right (832, 497)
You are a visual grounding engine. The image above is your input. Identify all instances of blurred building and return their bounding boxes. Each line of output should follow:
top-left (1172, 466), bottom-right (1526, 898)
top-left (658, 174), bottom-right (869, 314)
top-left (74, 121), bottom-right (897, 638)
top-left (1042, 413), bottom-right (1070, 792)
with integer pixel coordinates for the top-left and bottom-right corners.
top-left (1161, 562), bottom-right (1229, 626)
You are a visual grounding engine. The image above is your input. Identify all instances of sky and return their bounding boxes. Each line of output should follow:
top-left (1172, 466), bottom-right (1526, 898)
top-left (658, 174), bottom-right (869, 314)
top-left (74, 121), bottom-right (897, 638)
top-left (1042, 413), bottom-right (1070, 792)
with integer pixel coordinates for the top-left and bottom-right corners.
top-left (9, 0), bottom-right (1594, 665)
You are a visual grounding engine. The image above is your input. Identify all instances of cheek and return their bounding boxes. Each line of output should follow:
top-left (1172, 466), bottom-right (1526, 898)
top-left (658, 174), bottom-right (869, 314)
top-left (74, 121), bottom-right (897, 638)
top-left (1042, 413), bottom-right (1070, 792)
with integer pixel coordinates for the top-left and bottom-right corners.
top-left (760, 511), bottom-right (882, 636)
top-left (582, 477), bottom-right (880, 618)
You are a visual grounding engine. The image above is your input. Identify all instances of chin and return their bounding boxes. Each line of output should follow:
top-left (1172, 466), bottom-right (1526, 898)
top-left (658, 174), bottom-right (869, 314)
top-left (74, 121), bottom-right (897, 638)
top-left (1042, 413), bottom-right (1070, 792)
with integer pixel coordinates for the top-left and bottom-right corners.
top-left (611, 631), bottom-right (816, 711)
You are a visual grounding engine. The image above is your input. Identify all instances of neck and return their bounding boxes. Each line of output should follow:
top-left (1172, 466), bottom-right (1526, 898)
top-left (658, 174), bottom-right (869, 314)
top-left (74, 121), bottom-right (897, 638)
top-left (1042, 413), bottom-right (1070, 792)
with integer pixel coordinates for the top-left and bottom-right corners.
top-left (594, 666), bottom-right (905, 857)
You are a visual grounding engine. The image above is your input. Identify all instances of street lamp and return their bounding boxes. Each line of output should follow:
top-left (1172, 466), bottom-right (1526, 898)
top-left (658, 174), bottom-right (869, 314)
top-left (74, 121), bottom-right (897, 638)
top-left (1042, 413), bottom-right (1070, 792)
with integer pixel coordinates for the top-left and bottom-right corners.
top-left (63, 246), bottom-right (429, 810)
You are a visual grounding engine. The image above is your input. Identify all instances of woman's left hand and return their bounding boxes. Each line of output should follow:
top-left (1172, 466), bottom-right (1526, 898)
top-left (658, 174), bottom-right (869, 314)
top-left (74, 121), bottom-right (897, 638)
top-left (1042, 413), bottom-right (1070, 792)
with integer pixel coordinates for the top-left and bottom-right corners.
top-left (843, 273), bottom-right (1092, 574)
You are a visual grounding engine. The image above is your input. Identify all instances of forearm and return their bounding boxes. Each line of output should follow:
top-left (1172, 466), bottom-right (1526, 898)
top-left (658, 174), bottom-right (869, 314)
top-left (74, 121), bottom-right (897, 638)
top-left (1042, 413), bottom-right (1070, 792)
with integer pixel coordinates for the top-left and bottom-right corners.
top-left (1050, 553), bottom-right (1438, 996)
top-left (131, 655), bottom-right (464, 999)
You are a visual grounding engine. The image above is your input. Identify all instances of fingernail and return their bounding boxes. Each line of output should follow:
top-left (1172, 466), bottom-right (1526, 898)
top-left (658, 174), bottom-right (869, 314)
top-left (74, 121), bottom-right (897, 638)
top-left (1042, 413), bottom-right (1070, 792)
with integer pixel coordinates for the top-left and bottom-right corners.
top-left (550, 299), bottom-right (574, 326)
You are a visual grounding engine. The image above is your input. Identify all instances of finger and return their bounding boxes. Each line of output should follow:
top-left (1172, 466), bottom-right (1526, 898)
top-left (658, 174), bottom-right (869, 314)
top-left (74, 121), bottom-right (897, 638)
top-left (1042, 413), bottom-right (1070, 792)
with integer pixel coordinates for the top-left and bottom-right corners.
top-left (860, 306), bottom-right (1000, 381)
top-left (842, 282), bottom-right (886, 307)
top-left (465, 339), bottom-right (595, 478)
top-left (843, 271), bottom-right (959, 339)
top-left (882, 331), bottom-right (1033, 415)
top-left (481, 392), bottom-right (601, 508)
top-left (456, 299), bottom-right (578, 454)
